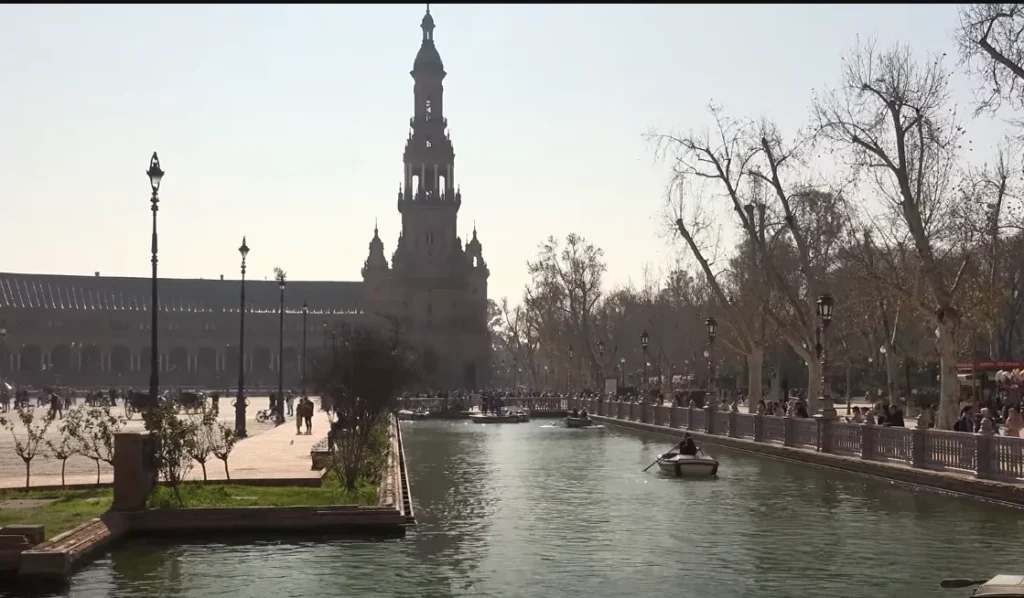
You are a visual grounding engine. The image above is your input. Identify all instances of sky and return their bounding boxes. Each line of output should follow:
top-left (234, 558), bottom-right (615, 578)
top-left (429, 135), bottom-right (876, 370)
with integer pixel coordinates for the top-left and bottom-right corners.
top-left (0, 4), bottom-right (1009, 306)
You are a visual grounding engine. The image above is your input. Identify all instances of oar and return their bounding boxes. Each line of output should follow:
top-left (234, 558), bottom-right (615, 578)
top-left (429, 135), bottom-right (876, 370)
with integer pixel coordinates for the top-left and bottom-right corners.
top-left (643, 449), bottom-right (674, 472)
top-left (939, 579), bottom-right (989, 589)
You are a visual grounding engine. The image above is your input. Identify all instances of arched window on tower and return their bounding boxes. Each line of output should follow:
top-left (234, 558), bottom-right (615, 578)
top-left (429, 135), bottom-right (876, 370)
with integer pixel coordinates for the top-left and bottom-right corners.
top-left (425, 98), bottom-right (432, 122)
top-left (426, 138), bottom-right (432, 148)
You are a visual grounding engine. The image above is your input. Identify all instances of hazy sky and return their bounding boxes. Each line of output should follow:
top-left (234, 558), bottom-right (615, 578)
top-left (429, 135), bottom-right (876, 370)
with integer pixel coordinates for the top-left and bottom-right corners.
top-left (0, 4), bottom-right (1006, 305)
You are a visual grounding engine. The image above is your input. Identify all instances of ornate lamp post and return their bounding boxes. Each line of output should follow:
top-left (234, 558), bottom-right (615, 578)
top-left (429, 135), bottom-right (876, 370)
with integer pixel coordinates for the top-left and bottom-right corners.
top-left (619, 357), bottom-right (626, 389)
top-left (640, 330), bottom-right (649, 393)
top-left (146, 153), bottom-right (164, 408)
top-left (597, 340), bottom-right (605, 387)
top-left (322, 321), bottom-right (328, 350)
top-left (276, 271), bottom-right (287, 423)
top-left (235, 237), bottom-right (250, 438)
top-left (705, 317), bottom-right (717, 404)
top-left (567, 345), bottom-right (574, 393)
top-left (816, 293), bottom-right (836, 417)
top-left (301, 301), bottom-right (308, 390)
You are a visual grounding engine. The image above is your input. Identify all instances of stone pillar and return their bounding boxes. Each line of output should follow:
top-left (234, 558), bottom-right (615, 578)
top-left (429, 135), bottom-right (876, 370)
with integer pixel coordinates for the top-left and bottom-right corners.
top-left (687, 403), bottom-right (695, 430)
top-left (641, 403), bottom-right (651, 424)
top-left (976, 429), bottom-right (994, 480)
top-left (728, 411), bottom-right (738, 438)
top-left (753, 413), bottom-right (765, 442)
top-left (704, 407), bottom-right (714, 434)
top-left (910, 427), bottom-right (927, 468)
top-left (670, 406), bottom-right (680, 428)
top-left (654, 405), bottom-right (664, 426)
top-left (783, 417), bottom-right (795, 447)
top-left (860, 420), bottom-right (876, 460)
top-left (112, 432), bottom-right (157, 512)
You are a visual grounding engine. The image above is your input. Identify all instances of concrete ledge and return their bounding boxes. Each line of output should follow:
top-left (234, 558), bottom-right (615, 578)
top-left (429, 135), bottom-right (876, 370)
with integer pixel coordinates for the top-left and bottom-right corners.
top-left (125, 505), bottom-right (406, 534)
top-left (18, 513), bottom-right (128, 580)
top-left (593, 415), bottom-right (1024, 508)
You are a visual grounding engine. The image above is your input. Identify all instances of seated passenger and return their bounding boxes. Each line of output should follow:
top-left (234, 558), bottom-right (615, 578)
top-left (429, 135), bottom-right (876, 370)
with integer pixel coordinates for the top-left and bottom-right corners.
top-left (580, 409), bottom-right (588, 418)
top-left (571, 408), bottom-right (580, 417)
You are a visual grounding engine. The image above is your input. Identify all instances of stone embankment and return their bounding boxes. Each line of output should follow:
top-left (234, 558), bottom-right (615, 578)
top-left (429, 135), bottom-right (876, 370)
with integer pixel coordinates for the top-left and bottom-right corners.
top-left (573, 397), bottom-right (1024, 507)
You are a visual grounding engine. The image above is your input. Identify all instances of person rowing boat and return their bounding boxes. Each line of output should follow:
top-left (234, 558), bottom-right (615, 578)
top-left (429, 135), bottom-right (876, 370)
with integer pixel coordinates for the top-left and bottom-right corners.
top-left (661, 433), bottom-right (699, 459)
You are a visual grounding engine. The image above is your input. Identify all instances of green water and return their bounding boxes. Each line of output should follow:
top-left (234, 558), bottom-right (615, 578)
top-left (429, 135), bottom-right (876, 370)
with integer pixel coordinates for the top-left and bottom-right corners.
top-left (9, 420), bottom-right (1024, 597)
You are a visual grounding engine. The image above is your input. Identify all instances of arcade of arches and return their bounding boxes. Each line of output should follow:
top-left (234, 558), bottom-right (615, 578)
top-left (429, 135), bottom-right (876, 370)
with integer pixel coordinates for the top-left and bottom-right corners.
top-left (0, 343), bottom-right (306, 389)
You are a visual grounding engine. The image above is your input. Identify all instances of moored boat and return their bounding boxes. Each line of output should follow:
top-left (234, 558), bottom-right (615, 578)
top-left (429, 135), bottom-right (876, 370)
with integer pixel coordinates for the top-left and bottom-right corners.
top-left (565, 416), bottom-right (594, 428)
top-left (657, 453), bottom-right (719, 477)
top-left (470, 413), bottom-right (521, 424)
top-left (514, 410), bottom-right (531, 422)
top-left (397, 409), bottom-right (430, 421)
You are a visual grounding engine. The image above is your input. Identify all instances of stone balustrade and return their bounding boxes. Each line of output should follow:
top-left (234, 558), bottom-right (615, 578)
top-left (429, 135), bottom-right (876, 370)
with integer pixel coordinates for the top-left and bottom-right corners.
top-left (571, 398), bottom-right (1024, 483)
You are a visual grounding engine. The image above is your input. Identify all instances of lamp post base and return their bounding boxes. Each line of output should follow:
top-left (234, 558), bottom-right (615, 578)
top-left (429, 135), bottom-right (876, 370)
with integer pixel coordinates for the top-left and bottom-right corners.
top-left (815, 396), bottom-right (838, 419)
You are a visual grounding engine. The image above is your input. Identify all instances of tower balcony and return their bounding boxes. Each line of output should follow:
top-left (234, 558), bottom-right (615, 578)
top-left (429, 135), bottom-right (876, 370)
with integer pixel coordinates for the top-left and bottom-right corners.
top-left (397, 187), bottom-right (462, 213)
top-left (410, 116), bottom-right (447, 128)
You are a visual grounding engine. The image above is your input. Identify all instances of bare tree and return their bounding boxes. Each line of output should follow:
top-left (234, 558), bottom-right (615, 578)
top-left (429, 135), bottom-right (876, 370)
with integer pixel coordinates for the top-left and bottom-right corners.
top-left (812, 40), bottom-right (969, 428)
top-left (310, 326), bottom-right (416, 491)
top-left (650, 106), bottom-right (845, 412)
top-left (956, 4), bottom-right (1024, 117)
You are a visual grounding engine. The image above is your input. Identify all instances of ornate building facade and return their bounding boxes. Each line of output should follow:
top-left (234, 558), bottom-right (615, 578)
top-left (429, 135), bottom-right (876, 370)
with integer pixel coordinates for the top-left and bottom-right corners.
top-left (0, 8), bottom-right (490, 391)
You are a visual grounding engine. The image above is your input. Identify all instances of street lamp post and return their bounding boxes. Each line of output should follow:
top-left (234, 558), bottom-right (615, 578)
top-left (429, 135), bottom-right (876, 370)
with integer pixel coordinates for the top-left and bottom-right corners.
top-left (235, 237), bottom-right (250, 438)
top-left (705, 318), bottom-right (717, 405)
top-left (146, 153), bottom-right (164, 408)
top-left (322, 321), bottom-right (328, 350)
top-left (816, 293), bottom-right (836, 417)
top-left (276, 271), bottom-right (287, 423)
top-left (597, 340), bottom-right (605, 389)
top-left (640, 330), bottom-right (649, 395)
top-left (301, 302), bottom-right (308, 390)
top-left (567, 346), bottom-right (574, 393)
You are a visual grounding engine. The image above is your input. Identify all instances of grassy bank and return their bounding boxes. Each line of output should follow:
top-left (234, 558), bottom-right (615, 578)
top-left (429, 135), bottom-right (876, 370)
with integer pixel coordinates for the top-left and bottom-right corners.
top-left (147, 472), bottom-right (379, 509)
top-left (0, 473), bottom-right (379, 541)
top-left (0, 487), bottom-right (112, 540)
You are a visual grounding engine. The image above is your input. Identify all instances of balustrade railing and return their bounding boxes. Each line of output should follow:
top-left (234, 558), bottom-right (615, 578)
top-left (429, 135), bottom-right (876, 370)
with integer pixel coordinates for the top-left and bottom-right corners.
top-left (572, 397), bottom-right (1024, 483)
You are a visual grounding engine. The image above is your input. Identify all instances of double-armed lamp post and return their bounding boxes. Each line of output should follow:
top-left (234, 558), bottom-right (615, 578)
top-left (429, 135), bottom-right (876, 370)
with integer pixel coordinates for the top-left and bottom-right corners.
top-left (301, 301), bottom-right (308, 390)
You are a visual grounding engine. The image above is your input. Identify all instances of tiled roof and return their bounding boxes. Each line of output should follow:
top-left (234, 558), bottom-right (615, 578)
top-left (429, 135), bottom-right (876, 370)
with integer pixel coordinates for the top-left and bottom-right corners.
top-left (0, 272), bottom-right (364, 314)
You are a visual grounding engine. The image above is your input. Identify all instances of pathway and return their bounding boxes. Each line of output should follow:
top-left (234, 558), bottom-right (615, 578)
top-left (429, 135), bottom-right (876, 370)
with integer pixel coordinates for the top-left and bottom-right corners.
top-left (0, 397), bottom-right (329, 489)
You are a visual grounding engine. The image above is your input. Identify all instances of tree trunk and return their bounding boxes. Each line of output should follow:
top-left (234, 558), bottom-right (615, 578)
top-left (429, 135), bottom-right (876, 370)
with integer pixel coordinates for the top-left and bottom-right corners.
top-left (24, 460), bottom-right (30, 490)
top-left (61, 459), bottom-right (66, 488)
top-left (746, 346), bottom-right (764, 413)
top-left (884, 350), bottom-right (897, 405)
top-left (936, 323), bottom-right (961, 429)
top-left (222, 459), bottom-right (231, 480)
top-left (806, 359), bottom-right (822, 414)
top-left (200, 462), bottom-right (207, 481)
top-left (95, 460), bottom-right (100, 484)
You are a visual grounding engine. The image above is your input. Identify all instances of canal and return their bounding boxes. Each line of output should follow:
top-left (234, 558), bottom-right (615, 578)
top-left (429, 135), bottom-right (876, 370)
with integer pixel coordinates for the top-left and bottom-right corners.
top-left (20, 420), bottom-right (1024, 597)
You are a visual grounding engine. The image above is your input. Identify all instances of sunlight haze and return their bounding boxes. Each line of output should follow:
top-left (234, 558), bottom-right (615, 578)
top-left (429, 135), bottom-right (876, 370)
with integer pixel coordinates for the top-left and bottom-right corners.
top-left (0, 4), bottom-right (1000, 304)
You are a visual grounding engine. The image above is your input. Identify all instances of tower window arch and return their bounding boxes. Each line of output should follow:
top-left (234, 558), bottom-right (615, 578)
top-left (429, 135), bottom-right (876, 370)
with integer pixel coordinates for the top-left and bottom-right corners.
top-left (425, 97), bottom-right (432, 121)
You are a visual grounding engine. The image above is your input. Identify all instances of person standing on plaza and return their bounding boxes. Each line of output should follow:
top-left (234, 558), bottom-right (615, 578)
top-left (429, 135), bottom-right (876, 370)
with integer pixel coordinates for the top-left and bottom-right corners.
top-left (286, 391), bottom-right (295, 417)
top-left (1005, 407), bottom-right (1022, 437)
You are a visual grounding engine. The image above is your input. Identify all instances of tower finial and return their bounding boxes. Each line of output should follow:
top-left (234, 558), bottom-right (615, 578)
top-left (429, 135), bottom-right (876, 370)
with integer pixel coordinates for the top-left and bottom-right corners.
top-left (426, 3), bottom-right (430, 15)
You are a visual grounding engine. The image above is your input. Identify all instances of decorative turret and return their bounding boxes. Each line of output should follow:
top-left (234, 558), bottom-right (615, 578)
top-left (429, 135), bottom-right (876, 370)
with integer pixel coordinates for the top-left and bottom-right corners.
top-left (465, 224), bottom-right (488, 275)
top-left (361, 222), bottom-right (389, 280)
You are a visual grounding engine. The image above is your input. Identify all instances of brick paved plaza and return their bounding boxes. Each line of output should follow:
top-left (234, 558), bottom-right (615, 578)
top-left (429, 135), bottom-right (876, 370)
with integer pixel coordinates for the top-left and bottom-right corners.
top-left (0, 396), bottom-right (329, 489)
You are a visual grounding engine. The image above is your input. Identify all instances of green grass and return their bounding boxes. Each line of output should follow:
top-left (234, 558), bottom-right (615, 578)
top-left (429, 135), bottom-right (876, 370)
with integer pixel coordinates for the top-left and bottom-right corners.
top-left (147, 473), bottom-right (379, 509)
top-left (0, 487), bottom-right (113, 540)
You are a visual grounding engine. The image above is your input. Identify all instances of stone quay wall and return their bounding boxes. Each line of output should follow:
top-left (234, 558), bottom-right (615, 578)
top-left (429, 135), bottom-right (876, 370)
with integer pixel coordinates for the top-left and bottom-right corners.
top-left (572, 398), bottom-right (1024, 506)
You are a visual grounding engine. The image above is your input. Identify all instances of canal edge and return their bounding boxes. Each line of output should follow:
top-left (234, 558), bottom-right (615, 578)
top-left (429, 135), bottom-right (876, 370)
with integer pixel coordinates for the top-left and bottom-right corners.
top-left (594, 415), bottom-right (1024, 511)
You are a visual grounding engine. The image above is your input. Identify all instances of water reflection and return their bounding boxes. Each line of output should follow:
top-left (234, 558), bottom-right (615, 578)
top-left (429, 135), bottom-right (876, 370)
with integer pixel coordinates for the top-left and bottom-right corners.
top-left (5, 420), bottom-right (1022, 598)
